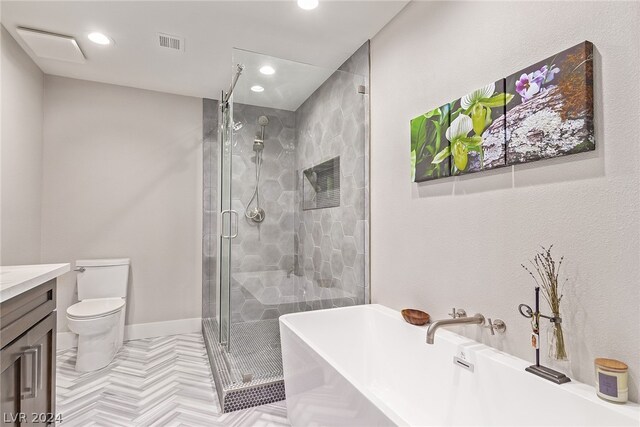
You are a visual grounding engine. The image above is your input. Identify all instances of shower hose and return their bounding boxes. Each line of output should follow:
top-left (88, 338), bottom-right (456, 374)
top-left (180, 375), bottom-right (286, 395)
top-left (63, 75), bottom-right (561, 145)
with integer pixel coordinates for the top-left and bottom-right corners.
top-left (245, 149), bottom-right (264, 221)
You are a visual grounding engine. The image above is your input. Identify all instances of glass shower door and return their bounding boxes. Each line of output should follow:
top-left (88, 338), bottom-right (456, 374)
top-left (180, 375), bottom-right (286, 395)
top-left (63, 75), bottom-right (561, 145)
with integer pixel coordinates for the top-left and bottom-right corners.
top-left (217, 99), bottom-right (234, 349)
top-left (202, 44), bottom-right (370, 411)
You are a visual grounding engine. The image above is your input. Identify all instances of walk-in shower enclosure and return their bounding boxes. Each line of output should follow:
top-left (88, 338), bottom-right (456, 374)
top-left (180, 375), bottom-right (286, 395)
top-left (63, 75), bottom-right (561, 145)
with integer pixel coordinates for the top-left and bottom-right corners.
top-left (203, 42), bottom-right (369, 412)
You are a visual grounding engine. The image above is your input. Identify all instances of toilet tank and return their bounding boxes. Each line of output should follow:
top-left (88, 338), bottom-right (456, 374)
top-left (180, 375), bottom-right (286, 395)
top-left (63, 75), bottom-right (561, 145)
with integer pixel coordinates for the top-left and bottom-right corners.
top-left (76, 258), bottom-right (130, 300)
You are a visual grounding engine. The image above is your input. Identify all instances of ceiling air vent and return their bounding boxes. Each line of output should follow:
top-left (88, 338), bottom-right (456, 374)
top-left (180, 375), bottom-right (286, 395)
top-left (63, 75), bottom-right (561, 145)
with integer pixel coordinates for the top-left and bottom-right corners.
top-left (17, 27), bottom-right (86, 63)
top-left (158, 33), bottom-right (184, 52)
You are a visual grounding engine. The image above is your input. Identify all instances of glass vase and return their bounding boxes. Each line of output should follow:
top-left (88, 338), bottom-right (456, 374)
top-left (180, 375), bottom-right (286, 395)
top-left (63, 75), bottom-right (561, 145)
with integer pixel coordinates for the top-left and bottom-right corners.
top-left (547, 321), bottom-right (568, 361)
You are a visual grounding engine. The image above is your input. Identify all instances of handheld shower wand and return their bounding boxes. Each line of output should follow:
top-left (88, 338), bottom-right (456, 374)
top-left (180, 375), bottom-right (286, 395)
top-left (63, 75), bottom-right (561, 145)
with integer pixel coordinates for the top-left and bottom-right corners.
top-left (246, 116), bottom-right (269, 223)
top-left (252, 115), bottom-right (269, 152)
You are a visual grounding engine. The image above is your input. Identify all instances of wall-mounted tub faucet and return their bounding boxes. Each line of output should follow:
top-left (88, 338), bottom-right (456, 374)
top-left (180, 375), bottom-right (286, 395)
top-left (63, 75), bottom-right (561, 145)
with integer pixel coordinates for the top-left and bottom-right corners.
top-left (426, 313), bottom-right (485, 344)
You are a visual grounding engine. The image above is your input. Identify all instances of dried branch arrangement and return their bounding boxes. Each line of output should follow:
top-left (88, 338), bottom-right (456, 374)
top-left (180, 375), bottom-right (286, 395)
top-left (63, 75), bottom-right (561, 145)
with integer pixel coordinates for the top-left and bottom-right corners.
top-left (522, 245), bottom-right (568, 360)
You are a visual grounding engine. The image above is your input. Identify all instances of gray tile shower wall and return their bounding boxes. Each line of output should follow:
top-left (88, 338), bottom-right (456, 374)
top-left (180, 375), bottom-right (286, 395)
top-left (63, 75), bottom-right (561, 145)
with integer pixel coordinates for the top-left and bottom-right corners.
top-left (294, 41), bottom-right (369, 305)
top-left (230, 104), bottom-right (297, 323)
top-left (203, 98), bottom-right (219, 319)
top-left (201, 43), bottom-right (370, 414)
top-left (337, 41), bottom-right (370, 80)
top-left (203, 42), bottom-right (370, 323)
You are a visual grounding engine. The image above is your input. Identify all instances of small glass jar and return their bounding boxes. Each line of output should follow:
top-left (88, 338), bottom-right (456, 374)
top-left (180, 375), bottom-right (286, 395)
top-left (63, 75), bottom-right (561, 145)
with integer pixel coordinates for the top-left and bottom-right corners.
top-left (595, 358), bottom-right (628, 403)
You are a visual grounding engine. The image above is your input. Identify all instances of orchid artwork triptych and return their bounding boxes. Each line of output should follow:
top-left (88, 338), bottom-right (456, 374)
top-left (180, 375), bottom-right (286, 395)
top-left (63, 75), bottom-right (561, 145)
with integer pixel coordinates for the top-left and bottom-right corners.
top-left (411, 41), bottom-right (595, 183)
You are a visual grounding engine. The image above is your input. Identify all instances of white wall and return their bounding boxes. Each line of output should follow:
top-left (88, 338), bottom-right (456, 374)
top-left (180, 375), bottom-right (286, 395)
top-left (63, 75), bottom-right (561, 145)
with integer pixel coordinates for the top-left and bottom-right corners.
top-left (1, 25), bottom-right (44, 264)
top-left (371, 1), bottom-right (639, 402)
top-left (41, 76), bottom-right (203, 334)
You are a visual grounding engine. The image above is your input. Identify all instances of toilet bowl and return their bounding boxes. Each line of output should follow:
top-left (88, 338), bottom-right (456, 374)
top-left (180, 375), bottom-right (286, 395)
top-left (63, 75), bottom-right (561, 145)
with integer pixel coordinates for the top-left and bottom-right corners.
top-left (68, 258), bottom-right (130, 372)
top-left (67, 298), bottom-right (126, 372)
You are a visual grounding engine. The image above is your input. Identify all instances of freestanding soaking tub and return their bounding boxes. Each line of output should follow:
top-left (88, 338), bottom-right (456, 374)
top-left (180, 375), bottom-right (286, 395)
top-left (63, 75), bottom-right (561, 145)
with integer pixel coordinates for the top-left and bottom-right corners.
top-left (280, 304), bottom-right (639, 426)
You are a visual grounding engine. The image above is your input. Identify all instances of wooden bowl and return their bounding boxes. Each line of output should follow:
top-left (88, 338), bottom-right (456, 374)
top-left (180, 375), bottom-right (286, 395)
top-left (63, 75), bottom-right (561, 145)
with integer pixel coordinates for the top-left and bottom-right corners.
top-left (401, 309), bottom-right (430, 326)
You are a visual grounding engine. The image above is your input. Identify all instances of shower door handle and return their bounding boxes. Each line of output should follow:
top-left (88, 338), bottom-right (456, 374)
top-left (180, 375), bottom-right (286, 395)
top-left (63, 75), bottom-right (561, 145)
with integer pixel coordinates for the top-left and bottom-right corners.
top-left (230, 210), bottom-right (239, 238)
top-left (220, 210), bottom-right (231, 239)
top-left (220, 210), bottom-right (239, 239)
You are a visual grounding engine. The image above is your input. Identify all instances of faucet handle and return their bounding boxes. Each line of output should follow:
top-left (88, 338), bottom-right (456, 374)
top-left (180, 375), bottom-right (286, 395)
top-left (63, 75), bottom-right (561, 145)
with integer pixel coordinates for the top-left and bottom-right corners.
top-left (485, 318), bottom-right (506, 335)
top-left (486, 318), bottom-right (496, 335)
top-left (448, 308), bottom-right (467, 318)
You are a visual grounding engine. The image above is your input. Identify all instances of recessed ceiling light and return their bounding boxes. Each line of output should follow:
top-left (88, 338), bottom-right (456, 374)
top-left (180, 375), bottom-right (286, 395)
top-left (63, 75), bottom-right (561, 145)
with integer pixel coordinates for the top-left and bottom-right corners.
top-left (88, 32), bottom-right (111, 45)
top-left (259, 65), bottom-right (275, 75)
top-left (251, 85), bottom-right (265, 93)
top-left (297, 0), bottom-right (319, 10)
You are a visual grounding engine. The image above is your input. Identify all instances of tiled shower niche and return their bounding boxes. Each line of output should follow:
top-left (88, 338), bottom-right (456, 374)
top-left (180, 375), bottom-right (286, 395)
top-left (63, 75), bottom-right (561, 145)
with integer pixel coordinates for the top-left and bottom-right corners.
top-left (303, 157), bottom-right (340, 210)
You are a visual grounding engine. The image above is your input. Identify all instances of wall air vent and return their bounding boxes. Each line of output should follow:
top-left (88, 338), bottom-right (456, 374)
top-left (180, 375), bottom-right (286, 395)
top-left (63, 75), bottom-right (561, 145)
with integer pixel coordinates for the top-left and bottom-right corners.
top-left (158, 33), bottom-right (184, 52)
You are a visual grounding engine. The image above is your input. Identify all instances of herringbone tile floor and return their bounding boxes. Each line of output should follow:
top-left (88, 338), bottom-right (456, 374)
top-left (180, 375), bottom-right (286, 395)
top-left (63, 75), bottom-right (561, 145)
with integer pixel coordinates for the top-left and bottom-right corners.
top-left (56, 334), bottom-right (290, 427)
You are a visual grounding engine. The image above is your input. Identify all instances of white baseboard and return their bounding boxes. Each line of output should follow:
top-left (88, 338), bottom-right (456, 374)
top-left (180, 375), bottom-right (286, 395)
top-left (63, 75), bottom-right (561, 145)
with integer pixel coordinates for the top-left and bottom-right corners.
top-left (124, 318), bottom-right (202, 341)
top-left (57, 318), bottom-right (202, 351)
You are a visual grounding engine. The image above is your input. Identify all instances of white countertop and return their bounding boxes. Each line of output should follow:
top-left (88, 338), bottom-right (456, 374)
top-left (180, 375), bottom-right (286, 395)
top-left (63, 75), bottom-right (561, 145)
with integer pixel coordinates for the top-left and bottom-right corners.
top-left (0, 263), bottom-right (70, 303)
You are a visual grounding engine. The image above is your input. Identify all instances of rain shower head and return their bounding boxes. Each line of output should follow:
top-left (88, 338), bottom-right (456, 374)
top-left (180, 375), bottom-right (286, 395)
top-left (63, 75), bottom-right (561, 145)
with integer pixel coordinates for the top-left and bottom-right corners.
top-left (258, 116), bottom-right (269, 126)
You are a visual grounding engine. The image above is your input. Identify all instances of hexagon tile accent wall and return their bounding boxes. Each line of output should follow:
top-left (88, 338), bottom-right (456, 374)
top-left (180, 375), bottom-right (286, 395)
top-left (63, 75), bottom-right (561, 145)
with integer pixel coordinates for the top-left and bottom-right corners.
top-left (294, 42), bottom-right (369, 307)
top-left (229, 103), bottom-right (298, 322)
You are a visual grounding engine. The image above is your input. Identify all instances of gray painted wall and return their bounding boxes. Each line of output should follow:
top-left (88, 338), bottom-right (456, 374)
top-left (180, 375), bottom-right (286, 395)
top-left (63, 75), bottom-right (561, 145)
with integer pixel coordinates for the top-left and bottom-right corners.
top-left (43, 76), bottom-right (203, 332)
top-left (1, 26), bottom-right (44, 265)
top-left (371, 1), bottom-right (639, 402)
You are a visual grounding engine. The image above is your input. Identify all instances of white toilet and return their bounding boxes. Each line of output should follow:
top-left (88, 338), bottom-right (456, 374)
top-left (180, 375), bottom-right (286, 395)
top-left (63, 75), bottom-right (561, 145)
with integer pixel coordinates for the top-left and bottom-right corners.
top-left (67, 258), bottom-right (130, 372)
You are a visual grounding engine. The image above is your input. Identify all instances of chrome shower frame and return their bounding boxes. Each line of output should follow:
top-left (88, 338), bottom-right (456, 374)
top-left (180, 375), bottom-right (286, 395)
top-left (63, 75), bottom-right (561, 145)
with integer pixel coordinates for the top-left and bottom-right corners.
top-left (223, 64), bottom-right (244, 106)
top-left (216, 63), bottom-right (244, 353)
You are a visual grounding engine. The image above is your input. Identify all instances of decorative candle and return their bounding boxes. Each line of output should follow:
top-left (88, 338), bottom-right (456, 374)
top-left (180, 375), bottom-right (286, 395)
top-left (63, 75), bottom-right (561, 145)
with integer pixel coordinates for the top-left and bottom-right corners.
top-left (595, 358), bottom-right (628, 403)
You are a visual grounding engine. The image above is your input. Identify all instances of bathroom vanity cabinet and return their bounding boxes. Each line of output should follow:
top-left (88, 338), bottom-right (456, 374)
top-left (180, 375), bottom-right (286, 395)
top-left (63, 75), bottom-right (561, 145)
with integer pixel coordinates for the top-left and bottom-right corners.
top-left (1, 265), bottom-right (67, 426)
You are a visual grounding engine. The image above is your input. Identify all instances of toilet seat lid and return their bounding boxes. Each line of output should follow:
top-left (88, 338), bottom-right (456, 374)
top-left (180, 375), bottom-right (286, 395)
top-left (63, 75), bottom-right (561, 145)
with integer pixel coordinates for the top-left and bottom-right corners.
top-left (67, 298), bottom-right (125, 319)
